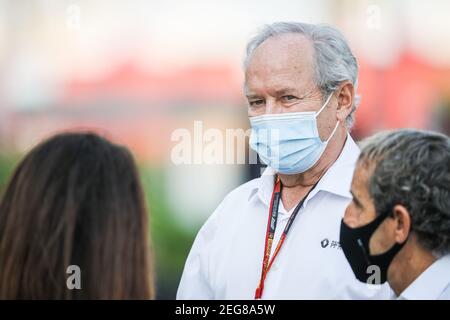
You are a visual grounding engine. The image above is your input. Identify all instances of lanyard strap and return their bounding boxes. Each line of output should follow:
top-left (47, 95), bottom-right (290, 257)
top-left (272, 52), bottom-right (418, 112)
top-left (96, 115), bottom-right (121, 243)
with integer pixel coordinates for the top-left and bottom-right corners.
top-left (254, 176), bottom-right (319, 299)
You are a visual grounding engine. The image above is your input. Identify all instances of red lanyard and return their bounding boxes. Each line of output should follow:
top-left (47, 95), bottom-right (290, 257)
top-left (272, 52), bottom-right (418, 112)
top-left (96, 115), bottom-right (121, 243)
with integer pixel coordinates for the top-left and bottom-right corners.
top-left (254, 176), bottom-right (318, 299)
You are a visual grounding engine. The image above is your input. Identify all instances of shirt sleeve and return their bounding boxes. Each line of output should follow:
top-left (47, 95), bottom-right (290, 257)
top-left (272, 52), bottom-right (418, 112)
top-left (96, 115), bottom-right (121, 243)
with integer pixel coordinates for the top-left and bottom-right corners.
top-left (176, 201), bottom-right (223, 300)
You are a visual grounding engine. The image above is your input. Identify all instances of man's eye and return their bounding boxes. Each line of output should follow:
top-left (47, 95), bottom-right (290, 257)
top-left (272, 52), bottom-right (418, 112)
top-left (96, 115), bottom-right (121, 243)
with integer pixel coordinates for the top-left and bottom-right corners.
top-left (281, 95), bottom-right (298, 102)
top-left (249, 100), bottom-right (264, 107)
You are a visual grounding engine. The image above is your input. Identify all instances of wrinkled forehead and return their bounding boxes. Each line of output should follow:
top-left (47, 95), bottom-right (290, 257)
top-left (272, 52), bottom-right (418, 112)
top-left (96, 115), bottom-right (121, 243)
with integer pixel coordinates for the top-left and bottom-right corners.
top-left (245, 33), bottom-right (316, 89)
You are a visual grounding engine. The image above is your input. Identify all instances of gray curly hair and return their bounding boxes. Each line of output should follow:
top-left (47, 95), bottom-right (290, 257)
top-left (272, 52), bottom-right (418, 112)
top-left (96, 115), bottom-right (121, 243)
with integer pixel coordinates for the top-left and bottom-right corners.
top-left (358, 129), bottom-right (450, 257)
top-left (244, 22), bottom-right (360, 129)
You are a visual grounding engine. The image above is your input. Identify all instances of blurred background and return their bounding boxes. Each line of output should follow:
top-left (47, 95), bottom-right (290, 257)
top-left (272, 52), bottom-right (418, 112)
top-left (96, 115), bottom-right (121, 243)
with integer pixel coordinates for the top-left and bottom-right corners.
top-left (0, 0), bottom-right (449, 299)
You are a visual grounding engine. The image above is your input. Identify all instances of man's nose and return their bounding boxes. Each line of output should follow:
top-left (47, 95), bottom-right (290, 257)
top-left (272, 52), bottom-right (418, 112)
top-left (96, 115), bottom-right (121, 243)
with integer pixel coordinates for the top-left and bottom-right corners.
top-left (265, 98), bottom-right (283, 115)
top-left (343, 207), bottom-right (357, 227)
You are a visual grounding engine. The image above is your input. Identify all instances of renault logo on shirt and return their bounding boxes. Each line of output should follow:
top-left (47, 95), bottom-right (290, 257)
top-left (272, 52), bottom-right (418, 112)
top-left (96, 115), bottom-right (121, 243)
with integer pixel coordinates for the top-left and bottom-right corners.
top-left (321, 238), bottom-right (341, 250)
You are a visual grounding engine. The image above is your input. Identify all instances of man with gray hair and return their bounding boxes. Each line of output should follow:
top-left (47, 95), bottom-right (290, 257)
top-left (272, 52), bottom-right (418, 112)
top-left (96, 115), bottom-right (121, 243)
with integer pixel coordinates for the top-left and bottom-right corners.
top-left (177, 22), bottom-right (392, 299)
top-left (341, 129), bottom-right (450, 300)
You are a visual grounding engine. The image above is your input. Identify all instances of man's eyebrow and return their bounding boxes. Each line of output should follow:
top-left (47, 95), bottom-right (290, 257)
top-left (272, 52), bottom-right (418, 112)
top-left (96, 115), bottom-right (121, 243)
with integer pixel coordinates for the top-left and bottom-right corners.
top-left (245, 88), bottom-right (300, 99)
top-left (274, 88), bottom-right (298, 96)
top-left (245, 94), bottom-right (262, 100)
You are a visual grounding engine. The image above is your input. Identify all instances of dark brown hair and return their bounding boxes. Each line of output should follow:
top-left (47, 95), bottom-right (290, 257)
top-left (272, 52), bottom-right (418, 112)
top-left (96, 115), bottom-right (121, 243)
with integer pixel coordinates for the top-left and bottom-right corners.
top-left (0, 132), bottom-right (154, 299)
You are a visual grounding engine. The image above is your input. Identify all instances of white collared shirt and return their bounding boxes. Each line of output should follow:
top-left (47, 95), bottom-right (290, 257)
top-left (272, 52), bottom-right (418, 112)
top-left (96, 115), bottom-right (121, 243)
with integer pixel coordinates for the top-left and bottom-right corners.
top-left (398, 255), bottom-right (450, 300)
top-left (177, 135), bottom-right (393, 300)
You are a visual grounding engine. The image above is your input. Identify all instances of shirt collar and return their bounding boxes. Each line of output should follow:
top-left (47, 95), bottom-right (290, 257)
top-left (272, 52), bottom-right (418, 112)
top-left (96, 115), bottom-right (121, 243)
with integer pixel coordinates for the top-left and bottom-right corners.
top-left (398, 254), bottom-right (450, 300)
top-left (249, 133), bottom-right (360, 207)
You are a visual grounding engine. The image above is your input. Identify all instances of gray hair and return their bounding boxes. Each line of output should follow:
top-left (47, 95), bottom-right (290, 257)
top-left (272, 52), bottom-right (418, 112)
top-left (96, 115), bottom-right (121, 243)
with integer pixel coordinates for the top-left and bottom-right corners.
top-left (358, 129), bottom-right (450, 257)
top-left (244, 22), bottom-right (360, 129)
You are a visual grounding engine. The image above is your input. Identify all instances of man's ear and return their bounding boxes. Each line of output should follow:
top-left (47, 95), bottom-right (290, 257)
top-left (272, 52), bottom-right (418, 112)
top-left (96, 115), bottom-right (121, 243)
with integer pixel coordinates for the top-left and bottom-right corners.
top-left (335, 81), bottom-right (354, 122)
top-left (392, 204), bottom-right (411, 243)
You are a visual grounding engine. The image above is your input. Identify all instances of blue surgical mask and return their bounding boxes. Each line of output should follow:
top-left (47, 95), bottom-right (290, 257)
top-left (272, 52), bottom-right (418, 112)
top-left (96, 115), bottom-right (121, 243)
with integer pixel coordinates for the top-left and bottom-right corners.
top-left (249, 93), bottom-right (339, 175)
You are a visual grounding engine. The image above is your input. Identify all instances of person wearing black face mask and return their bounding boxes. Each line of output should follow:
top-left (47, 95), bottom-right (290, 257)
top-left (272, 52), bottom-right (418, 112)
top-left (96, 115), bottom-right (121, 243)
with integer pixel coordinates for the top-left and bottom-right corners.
top-left (340, 129), bottom-right (450, 299)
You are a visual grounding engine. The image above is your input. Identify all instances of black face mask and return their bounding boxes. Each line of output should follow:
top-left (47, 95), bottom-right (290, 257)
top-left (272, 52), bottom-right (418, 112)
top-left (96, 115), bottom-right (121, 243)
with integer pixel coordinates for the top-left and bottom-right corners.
top-left (339, 210), bottom-right (408, 284)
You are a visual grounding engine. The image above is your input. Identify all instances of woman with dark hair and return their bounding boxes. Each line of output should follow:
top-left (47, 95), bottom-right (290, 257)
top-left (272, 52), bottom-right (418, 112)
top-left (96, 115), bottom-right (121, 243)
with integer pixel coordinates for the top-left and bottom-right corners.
top-left (0, 132), bottom-right (154, 299)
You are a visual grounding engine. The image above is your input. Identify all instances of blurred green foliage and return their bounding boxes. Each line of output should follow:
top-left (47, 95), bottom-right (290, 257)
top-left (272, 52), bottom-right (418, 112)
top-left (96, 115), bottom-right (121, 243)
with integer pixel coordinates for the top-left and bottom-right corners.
top-left (0, 154), bottom-right (20, 190)
top-left (139, 166), bottom-right (198, 299)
